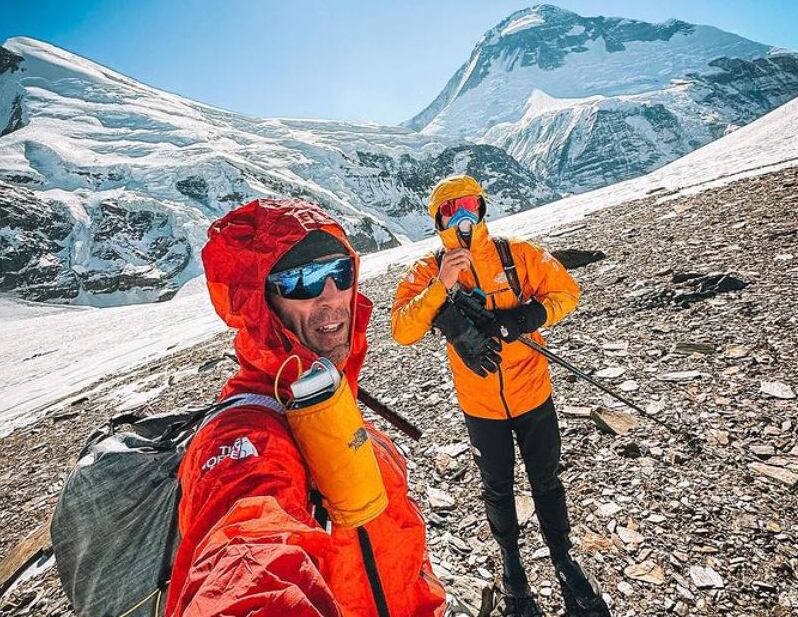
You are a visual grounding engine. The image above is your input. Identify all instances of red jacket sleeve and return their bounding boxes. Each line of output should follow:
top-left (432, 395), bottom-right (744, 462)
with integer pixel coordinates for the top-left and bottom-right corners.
top-left (166, 407), bottom-right (340, 617)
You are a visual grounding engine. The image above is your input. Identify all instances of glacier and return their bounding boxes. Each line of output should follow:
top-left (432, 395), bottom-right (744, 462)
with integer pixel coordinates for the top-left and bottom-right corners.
top-left (0, 37), bottom-right (553, 305)
top-left (2, 4), bottom-right (798, 307)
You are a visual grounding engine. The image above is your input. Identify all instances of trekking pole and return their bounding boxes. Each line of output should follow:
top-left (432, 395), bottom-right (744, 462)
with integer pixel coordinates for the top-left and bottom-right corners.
top-left (358, 388), bottom-right (423, 441)
top-left (449, 289), bottom-right (770, 468)
top-left (515, 335), bottom-right (680, 434)
top-left (449, 287), bottom-right (682, 434)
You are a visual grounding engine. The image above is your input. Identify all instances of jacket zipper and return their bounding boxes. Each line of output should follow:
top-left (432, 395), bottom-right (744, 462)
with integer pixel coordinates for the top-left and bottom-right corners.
top-left (495, 364), bottom-right (513, 419)
top-left (357, 526), bottom-right (391, 617)
top-left (467, 250), bottom-right (513, 420)
top-left (369, 432), bottom-right (440, 611)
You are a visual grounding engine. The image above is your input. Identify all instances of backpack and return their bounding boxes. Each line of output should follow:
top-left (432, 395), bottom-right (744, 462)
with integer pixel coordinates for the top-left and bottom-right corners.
top-left (434, 237), bottom-right (523, 302)
top-left (51, 394), bottom-right (282, 617)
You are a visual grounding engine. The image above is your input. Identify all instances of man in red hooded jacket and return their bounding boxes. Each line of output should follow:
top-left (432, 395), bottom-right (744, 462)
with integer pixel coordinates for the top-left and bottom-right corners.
top-left (165, 198), bottom-right (447, 617)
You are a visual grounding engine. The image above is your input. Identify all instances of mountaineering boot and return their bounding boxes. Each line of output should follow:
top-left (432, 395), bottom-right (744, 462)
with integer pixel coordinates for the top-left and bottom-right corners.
top-left (498, 547), bottom-right (544, 616)
top-left (553, 554), bottom-right (611, 616)
top-left (502, 594), bottom-right (544, 617)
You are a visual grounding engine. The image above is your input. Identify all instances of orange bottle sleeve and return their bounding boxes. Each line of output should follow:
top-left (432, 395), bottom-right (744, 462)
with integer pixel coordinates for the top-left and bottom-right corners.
top-left (286, 378), bottom-right (388, 528)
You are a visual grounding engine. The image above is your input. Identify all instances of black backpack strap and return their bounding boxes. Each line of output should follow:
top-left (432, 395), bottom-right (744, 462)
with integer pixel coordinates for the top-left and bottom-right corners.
top-left (494, 237), bottom-right (523, 302)
top-left (310, 488), bottom-right (330, 531)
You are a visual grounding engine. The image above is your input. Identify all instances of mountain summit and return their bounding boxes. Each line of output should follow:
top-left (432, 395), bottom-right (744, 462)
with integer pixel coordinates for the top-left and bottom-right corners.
top-left (405, 4), bottom-right (777, 138)
top-left (405, 5), bottom-right (798, 196)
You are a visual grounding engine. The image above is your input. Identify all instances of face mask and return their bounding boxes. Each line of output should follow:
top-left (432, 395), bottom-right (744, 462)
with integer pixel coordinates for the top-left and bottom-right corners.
top-left (446, 207), bottom-right (480, 231)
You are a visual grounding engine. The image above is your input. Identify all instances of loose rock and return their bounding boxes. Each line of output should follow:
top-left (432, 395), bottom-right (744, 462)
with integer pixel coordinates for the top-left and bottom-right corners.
top-left (759, 381), bottom-right (795, 400)
top-left (689, 564), bottom-right (725, 589)
top-left (624, 560), bottom-right (666, 585)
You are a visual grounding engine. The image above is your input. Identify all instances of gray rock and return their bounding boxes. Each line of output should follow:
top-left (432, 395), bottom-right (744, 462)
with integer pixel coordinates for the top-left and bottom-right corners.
top-left (427, 487), bottom-right (456, 510)
top-left (689, 565), bottom-right (724, 589)
top-left (759, 381), bottom-right (795, 399)
top-left (595, 367), bottom-right (627, 379)
top-left (591, 408), bottom-right (638, 436)
top-left (551, 249), bottom-right (607, 270)
top-left (672, 342), bottom-right (716, 355)
top-left (657, 371), bottom-right (702, 382)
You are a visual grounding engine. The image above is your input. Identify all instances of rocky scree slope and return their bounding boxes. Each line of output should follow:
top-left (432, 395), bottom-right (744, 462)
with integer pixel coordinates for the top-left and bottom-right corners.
top-left (1, 165), bottom-right (796, 616)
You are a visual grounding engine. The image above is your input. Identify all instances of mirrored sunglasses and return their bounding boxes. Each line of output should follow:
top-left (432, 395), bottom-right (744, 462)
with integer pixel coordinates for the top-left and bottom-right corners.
top-left (267, 256), bottom-right (354, 300)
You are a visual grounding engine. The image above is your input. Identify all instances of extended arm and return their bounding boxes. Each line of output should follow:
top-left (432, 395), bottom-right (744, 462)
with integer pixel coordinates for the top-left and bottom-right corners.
top-left (167, 408), bottom-right (340, 617)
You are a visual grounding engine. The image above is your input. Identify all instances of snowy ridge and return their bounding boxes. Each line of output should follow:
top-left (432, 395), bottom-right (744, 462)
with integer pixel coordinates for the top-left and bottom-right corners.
top-left (483, 53), bottom-right (798, 194)
top-left (2, 93), bottom-right (796, 437)
top-left (0, 37), bottom-right (553, 305)
top-left (404, 5), bottom-right (798, 199)
top-left (407, 5), bottom-right (778, 139)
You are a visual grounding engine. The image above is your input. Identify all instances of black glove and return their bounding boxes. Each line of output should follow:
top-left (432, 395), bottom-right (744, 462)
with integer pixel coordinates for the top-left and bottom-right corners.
top-left (488, 300), bottom-right (547, 342)
top-left (433, 302), bottom-right (502, 377)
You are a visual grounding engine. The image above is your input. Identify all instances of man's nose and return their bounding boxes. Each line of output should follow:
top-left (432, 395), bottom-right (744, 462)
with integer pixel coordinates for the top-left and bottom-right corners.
top-left (316, 276), bottom-right (345, 304)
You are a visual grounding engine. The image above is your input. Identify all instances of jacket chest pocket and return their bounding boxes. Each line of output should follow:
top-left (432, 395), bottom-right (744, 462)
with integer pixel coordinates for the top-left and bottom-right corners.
top-left (479, 280), bottom-right (522, 311)
top-left (467, 259), bottom-right (521, 309)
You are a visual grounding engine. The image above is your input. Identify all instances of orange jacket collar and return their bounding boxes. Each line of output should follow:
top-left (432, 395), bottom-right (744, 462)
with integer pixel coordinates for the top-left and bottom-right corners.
top-left (438, 218), bottom-right (492, 254)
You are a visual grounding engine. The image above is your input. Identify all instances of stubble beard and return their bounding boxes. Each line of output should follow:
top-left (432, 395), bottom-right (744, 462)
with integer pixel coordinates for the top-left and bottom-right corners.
top-left (304, 306), bottom-right (351, 366)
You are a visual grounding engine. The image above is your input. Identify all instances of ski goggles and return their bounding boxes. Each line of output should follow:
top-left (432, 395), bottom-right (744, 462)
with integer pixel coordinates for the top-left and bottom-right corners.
top-left (438, 194), bottom-right (482, 219)
top-left (267, 256), bottom-right (355, 300)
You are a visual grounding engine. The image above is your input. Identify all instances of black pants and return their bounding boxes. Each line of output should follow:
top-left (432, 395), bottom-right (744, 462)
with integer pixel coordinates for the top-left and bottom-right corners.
top-left (464, 396), bottom-right (572, 561)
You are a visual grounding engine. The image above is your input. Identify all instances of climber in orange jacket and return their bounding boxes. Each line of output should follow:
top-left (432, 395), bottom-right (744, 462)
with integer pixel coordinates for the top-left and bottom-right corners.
top-left (166, 198), bottom-right (446, 617)
top-left (392, 176), bottom-right (610, 617)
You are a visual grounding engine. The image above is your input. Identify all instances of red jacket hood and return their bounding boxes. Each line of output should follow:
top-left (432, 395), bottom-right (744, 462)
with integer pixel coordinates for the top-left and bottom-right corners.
top-left (202, 198), bottom-right (372, 402)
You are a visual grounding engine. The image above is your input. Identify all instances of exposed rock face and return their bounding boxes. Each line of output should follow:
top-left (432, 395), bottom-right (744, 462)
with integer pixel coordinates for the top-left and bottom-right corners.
top-left (77, 202), bottom-right (192, 302)
top-left (0, 45), bottom-right (22, 74)
top-left (486, 54), bottom-right (798, 194)
top-left (348, 144), bottom-right (553, 235)
top-left (175, 176), bottom-right (210, 207)
top-left (1, 95), bottom-right (24, 137)
top-left (0, 183), bottom-right (78, 302)
top-left (0, 182), bottom-right (192, 303)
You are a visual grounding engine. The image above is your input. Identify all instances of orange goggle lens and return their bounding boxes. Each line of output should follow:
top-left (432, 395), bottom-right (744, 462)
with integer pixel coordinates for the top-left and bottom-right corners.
top-left (438, 195), bottom-right (482, 218)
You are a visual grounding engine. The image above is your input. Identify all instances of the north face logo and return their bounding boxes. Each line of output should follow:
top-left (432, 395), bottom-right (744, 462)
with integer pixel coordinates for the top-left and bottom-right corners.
top-left (348, 427), bottom-right (368, 451)
top-left (231, 436), bottom-right (258, 459)
top-left (202, 436), bottom-right (259, 472)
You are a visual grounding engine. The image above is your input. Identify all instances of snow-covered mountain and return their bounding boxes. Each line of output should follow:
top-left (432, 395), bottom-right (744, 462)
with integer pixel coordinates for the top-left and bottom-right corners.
top-left (406, 5), bottom-right (798, 193)
top-left (3, 5), bottom-right (798, 307)
top-left (0, 37), bottom-right (553, 304)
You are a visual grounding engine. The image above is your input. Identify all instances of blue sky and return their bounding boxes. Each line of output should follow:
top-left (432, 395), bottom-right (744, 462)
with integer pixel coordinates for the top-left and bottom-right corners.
top-left (3, 1), bottom-right (796, 125)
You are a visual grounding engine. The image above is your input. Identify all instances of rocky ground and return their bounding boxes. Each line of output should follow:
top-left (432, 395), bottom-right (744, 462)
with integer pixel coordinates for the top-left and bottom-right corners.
top-left (1, 166), bottom-right (797, 616)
